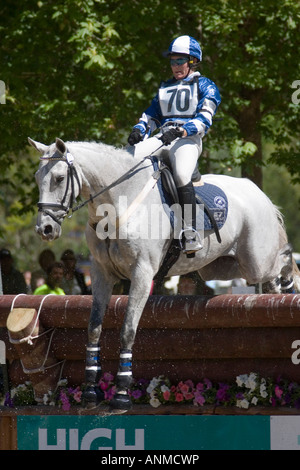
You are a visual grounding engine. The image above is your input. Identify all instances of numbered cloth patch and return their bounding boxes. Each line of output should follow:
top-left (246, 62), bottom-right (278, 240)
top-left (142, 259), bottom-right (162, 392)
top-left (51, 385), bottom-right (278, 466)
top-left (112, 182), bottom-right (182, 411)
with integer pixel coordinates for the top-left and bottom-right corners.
top-left (159, 78), bottom-right (199, 118)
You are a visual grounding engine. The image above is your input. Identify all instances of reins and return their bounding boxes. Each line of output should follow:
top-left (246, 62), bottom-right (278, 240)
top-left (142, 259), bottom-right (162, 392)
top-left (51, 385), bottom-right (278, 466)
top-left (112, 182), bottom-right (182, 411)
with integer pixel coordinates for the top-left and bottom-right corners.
top-left (38, 142), bottom-right (165, 224)
top-left (71, 154), bottom-right (155, 214)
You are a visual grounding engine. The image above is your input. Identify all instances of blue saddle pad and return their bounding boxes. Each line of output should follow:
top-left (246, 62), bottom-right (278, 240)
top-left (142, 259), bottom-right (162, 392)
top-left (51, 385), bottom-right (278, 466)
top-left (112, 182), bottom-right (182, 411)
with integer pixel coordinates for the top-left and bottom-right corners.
top-left (153, 159), bottom-right (228, 231)
top-left (194, 183), bottom-right (228, 230)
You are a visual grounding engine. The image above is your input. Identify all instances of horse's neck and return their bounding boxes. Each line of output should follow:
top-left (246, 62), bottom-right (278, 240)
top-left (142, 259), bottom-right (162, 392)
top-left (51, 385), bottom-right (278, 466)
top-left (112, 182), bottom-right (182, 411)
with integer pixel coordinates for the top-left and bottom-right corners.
top-left (70, 143), bottom-right (134, 194)
top-left (68, 142), bottom-right (151, 219)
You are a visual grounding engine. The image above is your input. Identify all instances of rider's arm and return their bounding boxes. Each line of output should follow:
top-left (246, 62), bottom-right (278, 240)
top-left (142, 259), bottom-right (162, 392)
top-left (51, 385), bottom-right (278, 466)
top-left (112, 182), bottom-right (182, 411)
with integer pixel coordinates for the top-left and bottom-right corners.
top-left (133, 95), bottom-right (162, 138)
top-left (182, 78), bottom-right (221, 138)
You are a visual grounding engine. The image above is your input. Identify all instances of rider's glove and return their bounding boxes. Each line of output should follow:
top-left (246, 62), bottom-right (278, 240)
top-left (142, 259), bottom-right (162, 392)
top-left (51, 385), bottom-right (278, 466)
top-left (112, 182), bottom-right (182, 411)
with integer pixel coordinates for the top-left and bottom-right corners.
top-left (128, 128), bottom-right (143, 146)
top-left (159, 127), bottom-right (184, 145)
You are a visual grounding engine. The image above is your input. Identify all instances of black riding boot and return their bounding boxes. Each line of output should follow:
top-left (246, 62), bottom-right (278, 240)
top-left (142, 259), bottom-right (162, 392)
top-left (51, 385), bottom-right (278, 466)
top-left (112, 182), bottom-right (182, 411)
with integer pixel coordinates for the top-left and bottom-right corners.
top-left (177, 182), bottom-right (203, 254)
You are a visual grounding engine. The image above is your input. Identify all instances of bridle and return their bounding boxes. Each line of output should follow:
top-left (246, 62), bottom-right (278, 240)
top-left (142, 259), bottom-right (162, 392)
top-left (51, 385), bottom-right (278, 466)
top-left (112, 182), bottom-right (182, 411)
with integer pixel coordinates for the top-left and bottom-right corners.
top-left (37, 150), bottom-right (81, 225)
top-left (37, 146), bottom-right (159, 226)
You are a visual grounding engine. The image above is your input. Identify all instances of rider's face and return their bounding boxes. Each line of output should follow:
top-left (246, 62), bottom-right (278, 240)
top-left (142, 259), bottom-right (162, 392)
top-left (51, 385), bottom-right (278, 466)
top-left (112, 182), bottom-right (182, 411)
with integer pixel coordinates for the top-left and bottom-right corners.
top-left (170, 55), bottom-right (190, 80)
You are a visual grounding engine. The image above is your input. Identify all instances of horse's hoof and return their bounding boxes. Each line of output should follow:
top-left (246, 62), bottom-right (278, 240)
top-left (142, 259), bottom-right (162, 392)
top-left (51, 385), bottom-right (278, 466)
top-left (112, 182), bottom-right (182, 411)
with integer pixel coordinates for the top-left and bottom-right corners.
top-left (82, 385), bottom-right (104, 409)
top-left (110, 393), bottom-right (132, 411)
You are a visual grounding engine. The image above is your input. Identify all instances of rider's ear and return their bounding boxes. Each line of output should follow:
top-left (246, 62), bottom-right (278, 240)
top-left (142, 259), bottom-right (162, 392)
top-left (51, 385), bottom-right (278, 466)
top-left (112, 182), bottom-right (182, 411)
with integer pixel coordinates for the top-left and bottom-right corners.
top-left (55, 138), bottom-right (67, 155)
top-left (28, 137), bottom-right (48, 154)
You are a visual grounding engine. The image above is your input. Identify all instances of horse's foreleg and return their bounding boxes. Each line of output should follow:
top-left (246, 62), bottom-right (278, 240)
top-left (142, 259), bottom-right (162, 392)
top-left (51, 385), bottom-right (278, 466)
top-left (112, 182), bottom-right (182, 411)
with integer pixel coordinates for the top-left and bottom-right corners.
top-left (82, 264), bottom-right (114, 408)
top-left (110, 273), bottom-right (153, 410)
top-left (83, 295), bottom-right (107, 407)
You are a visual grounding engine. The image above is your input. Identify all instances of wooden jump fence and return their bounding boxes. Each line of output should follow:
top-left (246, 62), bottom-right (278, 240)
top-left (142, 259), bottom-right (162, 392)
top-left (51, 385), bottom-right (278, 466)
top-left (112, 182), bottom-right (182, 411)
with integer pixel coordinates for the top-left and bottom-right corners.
top-left (1, 293), bottom-right (300, 401)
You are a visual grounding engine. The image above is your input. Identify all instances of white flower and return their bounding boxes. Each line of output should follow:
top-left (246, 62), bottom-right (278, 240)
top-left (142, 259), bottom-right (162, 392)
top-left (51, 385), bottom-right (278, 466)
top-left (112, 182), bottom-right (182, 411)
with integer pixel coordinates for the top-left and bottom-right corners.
top-left (43, 394), bottom-right (49, 405)
top-left (246, 372), bottom-right (258, 392)
top-left (259, 379), bottom-right (268, 398)
top-left (251, 396), bottom-right (258, 405)
top-left (236, 399), bottom-right (249, 409)
top-left (236, 374), bottom-right (248, 387)
top-left (161, 385), bottom-right (170, 393)
top-left (57, 379), bottom-right (68, 387)
top-left (150, 397), bottom-right (161, 408)
top-left (146, 376), bottom-right (161, 394)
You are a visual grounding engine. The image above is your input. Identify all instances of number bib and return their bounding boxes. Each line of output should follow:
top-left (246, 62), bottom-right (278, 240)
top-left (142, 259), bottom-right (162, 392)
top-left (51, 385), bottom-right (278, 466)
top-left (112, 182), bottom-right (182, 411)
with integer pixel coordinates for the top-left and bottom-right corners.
top-left (158, 78), bottom-right (199, 118)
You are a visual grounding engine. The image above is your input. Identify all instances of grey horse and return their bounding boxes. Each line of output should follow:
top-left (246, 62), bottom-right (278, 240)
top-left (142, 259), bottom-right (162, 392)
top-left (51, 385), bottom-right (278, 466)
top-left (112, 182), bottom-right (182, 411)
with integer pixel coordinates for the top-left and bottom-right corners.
top-left (29, 136), bottom-right (299, 410)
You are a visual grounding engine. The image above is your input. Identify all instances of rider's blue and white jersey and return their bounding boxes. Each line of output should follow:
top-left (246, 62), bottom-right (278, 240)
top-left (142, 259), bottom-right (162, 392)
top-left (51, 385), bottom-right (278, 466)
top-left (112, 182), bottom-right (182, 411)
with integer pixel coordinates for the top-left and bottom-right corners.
top-left (134, 72), bottom-right (221, 138)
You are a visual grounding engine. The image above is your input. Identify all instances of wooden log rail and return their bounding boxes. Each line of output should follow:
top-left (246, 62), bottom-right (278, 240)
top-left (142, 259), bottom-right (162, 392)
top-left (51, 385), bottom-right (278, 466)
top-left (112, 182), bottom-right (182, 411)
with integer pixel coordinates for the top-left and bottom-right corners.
top-left (1, 294), bottom-right (300, 395)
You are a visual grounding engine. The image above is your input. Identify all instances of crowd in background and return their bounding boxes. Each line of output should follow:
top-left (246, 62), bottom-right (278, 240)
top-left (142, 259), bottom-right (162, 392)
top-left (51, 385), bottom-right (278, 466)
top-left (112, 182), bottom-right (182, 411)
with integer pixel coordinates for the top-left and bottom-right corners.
top-left (0, 247), bottom-right (215, 296)
top-left (0, 247), bottom-right (91, 296)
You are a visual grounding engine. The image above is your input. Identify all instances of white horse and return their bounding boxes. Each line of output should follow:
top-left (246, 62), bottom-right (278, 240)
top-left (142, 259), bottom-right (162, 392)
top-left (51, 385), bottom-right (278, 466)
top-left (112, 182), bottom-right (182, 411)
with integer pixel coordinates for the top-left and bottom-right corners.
top-left (29, 136), bottom-right (299, 410)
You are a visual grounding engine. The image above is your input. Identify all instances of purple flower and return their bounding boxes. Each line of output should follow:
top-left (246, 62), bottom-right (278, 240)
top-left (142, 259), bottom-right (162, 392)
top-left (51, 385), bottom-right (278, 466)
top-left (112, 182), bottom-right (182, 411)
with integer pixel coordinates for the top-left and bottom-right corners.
top-left (216, 384), bottom-right (230, 402)
top-left (4, 392), bottom-right (14, 407)
top-left (131, 389), bottom-right (142, 400)
top-left (193, 390), bottom-right (205, 406)
top-left (60, 391), bottom-right (71, 411)
top-left (104, 385), bottom-right (116, 401)
top-left (204, 378), bottom-right (212, 389)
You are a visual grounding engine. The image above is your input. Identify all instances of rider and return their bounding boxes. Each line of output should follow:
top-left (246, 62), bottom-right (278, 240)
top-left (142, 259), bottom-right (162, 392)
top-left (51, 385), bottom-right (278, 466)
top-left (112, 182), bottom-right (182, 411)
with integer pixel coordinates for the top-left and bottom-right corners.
top-left (127, 35), bottom-right (221, 254)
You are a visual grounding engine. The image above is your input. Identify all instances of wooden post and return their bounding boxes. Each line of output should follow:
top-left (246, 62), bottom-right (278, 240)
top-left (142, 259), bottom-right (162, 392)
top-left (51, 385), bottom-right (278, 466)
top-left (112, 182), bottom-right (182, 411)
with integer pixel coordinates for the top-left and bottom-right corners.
top-left (6, 308), bottom-right (62, 403)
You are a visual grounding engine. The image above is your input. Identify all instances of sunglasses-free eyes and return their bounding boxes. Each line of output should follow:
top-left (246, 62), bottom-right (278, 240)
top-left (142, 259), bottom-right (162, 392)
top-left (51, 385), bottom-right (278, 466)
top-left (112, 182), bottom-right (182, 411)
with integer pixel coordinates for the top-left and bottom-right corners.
top-left (170, 58), bottom-right (189, 66)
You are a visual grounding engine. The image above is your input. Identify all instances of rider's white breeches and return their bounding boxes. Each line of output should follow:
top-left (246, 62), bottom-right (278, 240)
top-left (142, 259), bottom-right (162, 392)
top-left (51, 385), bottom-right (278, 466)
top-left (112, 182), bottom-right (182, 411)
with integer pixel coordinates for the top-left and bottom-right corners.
top-left (128, 134), bottom-right (202, 187)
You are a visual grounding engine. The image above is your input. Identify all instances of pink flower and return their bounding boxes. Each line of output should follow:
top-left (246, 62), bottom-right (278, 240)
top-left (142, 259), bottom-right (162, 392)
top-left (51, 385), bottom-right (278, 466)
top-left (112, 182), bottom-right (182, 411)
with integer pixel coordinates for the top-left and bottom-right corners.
top-left (179, 382), bottom-right (189, 394)
top-left (175, 392), bottom-right (184, 402)
top-left (72, 387), bottom-right (82, 403)
top-left (184, 392), bottom-right (194, 401)
top-left (275, 385), bottom-right (283, 400)
top-left (163, 390), bottom-right (170, 401)
top-left (99, 381), bottom-right (109, 391)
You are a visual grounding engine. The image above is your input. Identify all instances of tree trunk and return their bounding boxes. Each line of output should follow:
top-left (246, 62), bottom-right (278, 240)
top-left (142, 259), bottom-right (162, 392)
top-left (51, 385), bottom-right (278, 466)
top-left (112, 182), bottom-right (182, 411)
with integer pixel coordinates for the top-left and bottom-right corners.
top-left (237, 88), bottom-right (263, 189)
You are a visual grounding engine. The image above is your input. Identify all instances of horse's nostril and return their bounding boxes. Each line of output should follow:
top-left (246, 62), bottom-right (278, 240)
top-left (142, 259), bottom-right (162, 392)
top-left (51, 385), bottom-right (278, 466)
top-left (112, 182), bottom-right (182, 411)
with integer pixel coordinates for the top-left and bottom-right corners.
top-left (44, 225), bottom-right (53, 234)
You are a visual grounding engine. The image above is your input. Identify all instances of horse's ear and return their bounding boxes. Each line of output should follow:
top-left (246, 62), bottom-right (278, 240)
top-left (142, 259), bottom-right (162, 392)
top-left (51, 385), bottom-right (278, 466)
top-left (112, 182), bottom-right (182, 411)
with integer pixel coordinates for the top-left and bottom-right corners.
top-left (28, 137), bottom-right (48, 154)
top-left (55, 138), bottom-right (67, 155)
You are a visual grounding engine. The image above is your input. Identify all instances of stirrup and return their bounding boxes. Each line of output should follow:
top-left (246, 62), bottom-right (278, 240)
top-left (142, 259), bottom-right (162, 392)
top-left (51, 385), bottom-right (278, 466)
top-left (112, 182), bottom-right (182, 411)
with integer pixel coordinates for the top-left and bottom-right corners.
top-left (179, 228), bottom-right (203, 254)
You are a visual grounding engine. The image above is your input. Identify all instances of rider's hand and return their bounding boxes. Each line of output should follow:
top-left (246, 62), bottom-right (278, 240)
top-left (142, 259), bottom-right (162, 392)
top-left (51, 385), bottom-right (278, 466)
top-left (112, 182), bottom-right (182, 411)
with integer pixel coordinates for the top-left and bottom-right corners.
top-left (128, 128), bottom-right (143, 146)
top-left (159, 127), bottom-right (185, 145)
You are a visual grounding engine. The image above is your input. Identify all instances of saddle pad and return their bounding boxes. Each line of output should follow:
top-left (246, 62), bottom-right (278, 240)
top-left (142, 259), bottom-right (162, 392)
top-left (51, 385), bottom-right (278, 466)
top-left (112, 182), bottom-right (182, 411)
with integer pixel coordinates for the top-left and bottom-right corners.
top-left (194, 183), bottom-right (228, 230)
top-left (153, 159), bottom-right (228, 231)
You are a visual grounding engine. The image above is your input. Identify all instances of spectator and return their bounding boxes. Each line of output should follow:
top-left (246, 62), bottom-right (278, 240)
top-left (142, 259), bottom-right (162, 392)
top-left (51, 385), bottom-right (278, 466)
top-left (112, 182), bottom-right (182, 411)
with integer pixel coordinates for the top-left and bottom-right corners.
top-left (33, 262), bottom-right (65, 295)
top-left (60, 250), bottom-right (91, 295)
top-left (0, 248), bottom-right (27, 294)
top-left (178, 271), bottom-right (214, 295)
top-left (30, 249), bottom-right (56, 293)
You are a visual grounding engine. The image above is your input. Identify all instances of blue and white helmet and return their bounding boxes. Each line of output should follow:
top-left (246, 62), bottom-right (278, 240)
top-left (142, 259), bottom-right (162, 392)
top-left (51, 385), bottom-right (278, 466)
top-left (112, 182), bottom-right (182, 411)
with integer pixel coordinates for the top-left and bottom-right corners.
top-left (168, 35), bottom-right (202, 62)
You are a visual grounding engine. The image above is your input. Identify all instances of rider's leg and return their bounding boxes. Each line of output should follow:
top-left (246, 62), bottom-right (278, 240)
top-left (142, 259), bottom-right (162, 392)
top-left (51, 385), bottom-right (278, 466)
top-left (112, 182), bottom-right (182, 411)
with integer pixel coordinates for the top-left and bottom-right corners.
top-left (127, 136), bottom-right (166, 159)
top-left (177, 182), bottom-right (203, 253)
top-left (169, 136), bottom-right (203, 253)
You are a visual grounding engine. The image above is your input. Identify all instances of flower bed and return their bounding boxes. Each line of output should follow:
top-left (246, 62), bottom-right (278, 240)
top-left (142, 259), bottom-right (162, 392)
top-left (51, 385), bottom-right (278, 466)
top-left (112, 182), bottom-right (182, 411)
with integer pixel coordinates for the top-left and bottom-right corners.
top-left (2, 372), bottom-right (300, 411)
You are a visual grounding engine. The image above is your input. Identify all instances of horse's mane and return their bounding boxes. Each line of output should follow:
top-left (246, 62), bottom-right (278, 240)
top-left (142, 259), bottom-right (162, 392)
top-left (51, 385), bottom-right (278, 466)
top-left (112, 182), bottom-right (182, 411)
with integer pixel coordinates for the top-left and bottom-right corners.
top-left (67, 140), bottom-right (131, 159)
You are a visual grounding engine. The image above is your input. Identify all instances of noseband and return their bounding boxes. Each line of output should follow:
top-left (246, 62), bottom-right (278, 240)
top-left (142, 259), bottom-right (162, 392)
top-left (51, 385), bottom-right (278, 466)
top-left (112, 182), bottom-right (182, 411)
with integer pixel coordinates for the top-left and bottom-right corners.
top-left (37, 151), bottom-right (81, 225)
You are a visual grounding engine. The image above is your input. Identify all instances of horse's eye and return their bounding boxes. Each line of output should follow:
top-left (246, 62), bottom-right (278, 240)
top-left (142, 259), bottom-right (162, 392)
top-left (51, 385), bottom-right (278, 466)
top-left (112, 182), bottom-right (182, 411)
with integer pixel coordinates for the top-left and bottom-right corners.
top-left (56, 176), bottom-right (64, 183)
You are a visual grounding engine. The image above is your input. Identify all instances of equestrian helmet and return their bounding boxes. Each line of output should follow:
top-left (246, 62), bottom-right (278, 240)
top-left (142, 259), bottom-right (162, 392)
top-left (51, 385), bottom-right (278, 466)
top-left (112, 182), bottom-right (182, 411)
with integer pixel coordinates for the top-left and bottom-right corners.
top-left (168, 35), bottom-right (202, 62)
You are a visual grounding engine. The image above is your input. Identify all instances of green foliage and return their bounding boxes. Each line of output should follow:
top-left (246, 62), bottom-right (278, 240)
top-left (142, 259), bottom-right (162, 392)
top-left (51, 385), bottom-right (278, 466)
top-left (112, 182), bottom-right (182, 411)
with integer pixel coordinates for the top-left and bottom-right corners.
top-left (0, 0), bottom-right (300, 264)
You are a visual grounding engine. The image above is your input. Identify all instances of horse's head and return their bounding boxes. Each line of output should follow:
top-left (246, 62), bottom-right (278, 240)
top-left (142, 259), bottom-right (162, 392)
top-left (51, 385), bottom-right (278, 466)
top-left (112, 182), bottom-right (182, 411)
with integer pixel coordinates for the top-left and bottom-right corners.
top-left (29, 137), bottom-right (81, 241)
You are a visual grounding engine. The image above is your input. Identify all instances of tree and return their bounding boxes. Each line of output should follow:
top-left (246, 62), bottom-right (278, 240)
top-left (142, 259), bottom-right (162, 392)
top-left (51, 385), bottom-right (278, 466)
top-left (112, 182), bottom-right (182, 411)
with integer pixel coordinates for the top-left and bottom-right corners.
top-left (197, 0), bottom-right (300, 188)
top-left (1, 0), bottom-right (300, 208)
